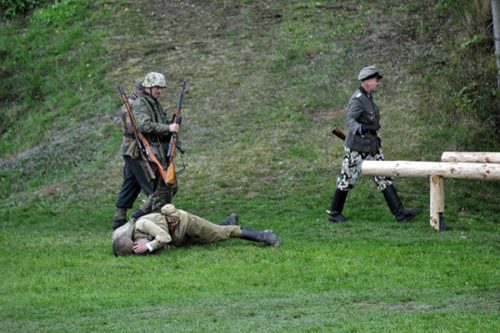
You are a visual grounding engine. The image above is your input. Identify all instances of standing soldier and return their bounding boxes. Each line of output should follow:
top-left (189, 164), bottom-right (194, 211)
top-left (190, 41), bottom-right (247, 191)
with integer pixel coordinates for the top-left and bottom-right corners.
top-left (328, 65), bottom-right (422, 223)
top-left (113, 79), bottom-right (153, 230)
top-left (133, 72), bottom-right (179, 215)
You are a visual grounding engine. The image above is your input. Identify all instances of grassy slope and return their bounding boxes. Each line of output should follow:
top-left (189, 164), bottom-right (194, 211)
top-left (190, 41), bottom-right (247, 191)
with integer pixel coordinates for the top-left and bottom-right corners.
top-left (0, 0), bottom-right (499, 332)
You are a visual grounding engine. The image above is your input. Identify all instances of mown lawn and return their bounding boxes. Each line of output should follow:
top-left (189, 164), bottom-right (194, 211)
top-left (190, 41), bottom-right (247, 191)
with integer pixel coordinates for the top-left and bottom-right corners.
top-left (0, 0), bottom-right (499, 332)
top-left (0, 183), bottom-right (498, 332)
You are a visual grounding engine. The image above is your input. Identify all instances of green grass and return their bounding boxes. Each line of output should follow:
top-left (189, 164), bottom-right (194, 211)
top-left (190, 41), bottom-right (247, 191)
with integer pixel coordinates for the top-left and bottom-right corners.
top-left (0, 0), bottom-right (499, 332)
top-left (0, 198), bottom-right (498, 332)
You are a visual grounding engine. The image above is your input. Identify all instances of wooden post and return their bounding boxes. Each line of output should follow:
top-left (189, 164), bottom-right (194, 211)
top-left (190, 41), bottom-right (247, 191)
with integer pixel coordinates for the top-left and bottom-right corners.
top-left (360, 159), bottom-right (500, 232)
top-left (492, 0), bottom-right (500, 88)
top-left (429, 176), bottom-right (445, 232)
top-left (441, 152), bottom-right (500, 163)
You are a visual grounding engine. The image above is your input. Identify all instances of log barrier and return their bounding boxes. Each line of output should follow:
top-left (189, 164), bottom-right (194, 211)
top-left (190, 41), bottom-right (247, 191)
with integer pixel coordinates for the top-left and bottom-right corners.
top-left (361, 153), bottom-right (500, 231)
top-left (441, 151), bottom-right (500, 163)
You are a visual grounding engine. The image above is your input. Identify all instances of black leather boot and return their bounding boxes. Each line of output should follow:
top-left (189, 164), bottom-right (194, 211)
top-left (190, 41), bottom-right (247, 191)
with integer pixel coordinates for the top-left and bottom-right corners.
top-left (241, 229), bottom-right (281, 246)
top-left (327, 189), bottom-right (349, 223)
top-left (112, 207), bottom-right (127, 230)
top-left (112, 218), bottom-right (127, 230)
top-left (219, 213), bottom-right (239, 226)
top-left (382, 185), bottom-right (422, 222)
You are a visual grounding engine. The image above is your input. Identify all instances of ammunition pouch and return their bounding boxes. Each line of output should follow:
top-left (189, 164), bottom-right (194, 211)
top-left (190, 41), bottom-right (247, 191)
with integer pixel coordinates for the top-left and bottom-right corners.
top-left (126, 140), bottom-right (141, 159)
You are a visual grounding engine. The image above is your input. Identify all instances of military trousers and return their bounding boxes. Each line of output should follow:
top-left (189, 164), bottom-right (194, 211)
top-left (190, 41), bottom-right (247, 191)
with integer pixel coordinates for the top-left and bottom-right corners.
top-left (179, 213), bottom-right (242, 245)
top-left (336, 147), bottom-right (393, 191)
top-left (115, 156), bottom-right (154, 209)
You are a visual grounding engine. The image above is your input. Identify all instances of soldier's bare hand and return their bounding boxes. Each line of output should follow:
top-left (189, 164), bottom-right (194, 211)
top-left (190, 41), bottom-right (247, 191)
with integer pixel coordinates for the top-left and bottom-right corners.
top-left (169, 123), bottom-right (179, 133)
top-left (133, 238), bottom-right (149, 254)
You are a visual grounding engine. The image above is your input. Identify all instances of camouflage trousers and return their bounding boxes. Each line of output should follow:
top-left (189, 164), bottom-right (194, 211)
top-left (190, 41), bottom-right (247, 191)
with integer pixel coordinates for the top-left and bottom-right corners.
top-left (150, 176), bottom-right (179, 213)
top-left (336, 148), bottom-right (393, 191)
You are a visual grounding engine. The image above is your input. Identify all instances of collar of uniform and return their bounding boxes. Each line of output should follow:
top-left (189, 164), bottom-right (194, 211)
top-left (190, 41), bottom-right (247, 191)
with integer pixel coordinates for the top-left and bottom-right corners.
top-left (358, 86), bottom-right (371, 98)
top-left (143, 93), bottom-right (158, 104)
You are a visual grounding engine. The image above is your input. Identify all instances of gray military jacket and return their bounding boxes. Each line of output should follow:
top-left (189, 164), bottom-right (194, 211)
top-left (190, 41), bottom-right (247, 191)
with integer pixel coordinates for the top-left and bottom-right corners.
top-left (344, 87), bottom-right (381, 153)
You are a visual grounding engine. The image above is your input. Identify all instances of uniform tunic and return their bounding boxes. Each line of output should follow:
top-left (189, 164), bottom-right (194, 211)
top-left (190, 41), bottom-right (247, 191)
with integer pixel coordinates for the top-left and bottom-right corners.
top-left (115, 97), bottom-right (153, 209)
top-left (337, 87), bottom-right (392, 191)
top-left (133, 94), bottom-right (176, 211)
top-left (133, 208), bottom-right (242, 252)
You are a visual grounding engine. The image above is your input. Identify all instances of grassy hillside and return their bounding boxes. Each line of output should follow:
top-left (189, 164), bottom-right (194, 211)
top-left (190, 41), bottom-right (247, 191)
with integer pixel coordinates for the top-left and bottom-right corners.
top-left (0, 0), bottom-right (499, 332)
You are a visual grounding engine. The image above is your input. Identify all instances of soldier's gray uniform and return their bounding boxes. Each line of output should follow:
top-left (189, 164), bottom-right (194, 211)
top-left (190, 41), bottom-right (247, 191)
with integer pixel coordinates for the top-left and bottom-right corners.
top-left (328, 65), bottom-right (421, 223)
top-left (337, 86), bottom-right (392, 191)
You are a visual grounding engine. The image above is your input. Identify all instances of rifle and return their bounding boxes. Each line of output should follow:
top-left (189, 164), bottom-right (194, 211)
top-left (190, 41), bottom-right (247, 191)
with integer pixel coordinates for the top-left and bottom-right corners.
top-left (117, 85), bottom-right (169, 184)
top-left (331, 127), bottom-right (346, 141)
top-left (166, 80), bottom-right (187, 185)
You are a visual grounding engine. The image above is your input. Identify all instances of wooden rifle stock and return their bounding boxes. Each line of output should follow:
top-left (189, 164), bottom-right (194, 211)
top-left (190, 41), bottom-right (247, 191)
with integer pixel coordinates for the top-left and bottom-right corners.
top-left (166, 80), bottom-right (187, 185)
top-left (331, 127), bottom-right (346, 141)
top-left (117, 85), bottom-right (169, 184)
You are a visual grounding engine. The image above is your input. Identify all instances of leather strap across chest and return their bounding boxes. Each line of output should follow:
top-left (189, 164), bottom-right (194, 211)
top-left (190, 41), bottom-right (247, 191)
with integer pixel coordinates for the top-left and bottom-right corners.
top-left (165, 216), bottom-right (179, 236)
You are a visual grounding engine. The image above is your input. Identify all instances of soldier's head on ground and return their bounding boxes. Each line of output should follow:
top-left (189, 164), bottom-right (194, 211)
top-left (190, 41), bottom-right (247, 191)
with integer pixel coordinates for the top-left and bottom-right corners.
top-left (113, 235), bottom-right (134, 256)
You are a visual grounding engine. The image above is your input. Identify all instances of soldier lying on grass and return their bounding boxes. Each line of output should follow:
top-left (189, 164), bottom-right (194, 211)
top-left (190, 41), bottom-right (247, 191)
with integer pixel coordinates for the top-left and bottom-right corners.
top-left (112, 204), bottom-right (281, 256)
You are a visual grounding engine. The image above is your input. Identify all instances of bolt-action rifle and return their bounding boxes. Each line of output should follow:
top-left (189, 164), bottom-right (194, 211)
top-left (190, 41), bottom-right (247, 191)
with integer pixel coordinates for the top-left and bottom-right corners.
top-left (166, 80), bottom-right (187, 185)
top-left (117, 85), bottom-right (168, 184)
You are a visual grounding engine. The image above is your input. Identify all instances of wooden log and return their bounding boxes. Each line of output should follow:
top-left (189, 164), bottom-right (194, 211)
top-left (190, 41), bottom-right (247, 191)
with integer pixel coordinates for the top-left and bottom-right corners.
top-left (441, 152), bottom-right (500, 163)
top-left (429, 176), bottom-right (445, 232)
top-left (361, 161), bottom-right (500, 180)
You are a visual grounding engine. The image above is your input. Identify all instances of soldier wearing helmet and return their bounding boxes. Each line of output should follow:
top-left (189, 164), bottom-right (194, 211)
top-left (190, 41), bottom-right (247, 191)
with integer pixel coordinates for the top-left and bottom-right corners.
top-left (112, 78), bottom-right (154, 230)
top-left (131, 71), bottom-right (180, 216)
top-left (327, 65), bottom-right (422, 224)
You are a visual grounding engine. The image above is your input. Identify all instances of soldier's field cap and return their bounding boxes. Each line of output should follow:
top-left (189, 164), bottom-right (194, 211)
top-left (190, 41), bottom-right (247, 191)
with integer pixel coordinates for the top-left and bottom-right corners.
top-left (161, 204), bottom-right (177, 215)
top-left (358, 65), bottom-right (383, 81)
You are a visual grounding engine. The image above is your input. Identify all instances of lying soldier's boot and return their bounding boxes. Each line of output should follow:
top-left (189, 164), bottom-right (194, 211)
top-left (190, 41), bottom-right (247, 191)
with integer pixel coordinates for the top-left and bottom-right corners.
top-left (219, 213), bottom-right (239, 226)
top-left (241, 228), bottom-right (281, 246)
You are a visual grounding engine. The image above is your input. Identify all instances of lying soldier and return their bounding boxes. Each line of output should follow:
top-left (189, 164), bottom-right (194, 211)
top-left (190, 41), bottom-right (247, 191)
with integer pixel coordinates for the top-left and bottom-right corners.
top-left (112, 204), bottom-right (280, 256)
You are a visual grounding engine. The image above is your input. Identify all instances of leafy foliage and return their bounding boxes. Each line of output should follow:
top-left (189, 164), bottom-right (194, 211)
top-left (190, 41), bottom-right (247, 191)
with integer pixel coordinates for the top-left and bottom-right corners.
top-left (0, 0), bottom-right (49, 18)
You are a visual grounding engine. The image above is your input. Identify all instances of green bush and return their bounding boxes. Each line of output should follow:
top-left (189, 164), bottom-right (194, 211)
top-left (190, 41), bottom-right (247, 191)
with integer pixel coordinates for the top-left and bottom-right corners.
top-left (0, 0), bottom-right (49, 18)
top-left (410, 0), bottom-right (499, 150)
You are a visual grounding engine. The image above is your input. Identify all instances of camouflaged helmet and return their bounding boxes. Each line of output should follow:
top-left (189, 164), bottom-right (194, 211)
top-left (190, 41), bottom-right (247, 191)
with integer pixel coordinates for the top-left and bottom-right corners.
top-left (142, 72), bottom-right (167, 88)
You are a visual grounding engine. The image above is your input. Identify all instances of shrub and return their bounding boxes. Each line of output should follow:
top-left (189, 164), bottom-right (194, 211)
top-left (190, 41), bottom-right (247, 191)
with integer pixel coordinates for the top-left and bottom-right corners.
top-left (0, 0), bottom-right (50, 18)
